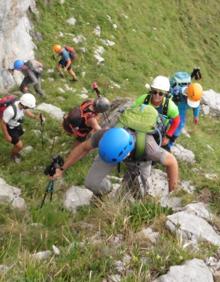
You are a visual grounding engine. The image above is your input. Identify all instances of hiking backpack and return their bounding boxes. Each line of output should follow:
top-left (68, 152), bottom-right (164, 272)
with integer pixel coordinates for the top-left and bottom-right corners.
top-left (169, 72), bottom-right (191, 104)
top-left (116, 104), bottom-right (159, 160)
top-left (25, 60), bottom-right (43, 74)
top-left (64, 46), bottom-right (76, 60)
top-left (0, 95), bottom-right (17, 119)
top-left (62, 100), bottom-right (97, 137)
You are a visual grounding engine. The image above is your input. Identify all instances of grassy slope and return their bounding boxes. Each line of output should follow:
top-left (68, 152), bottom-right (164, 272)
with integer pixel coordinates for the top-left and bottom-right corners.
top-left (0, 0), bottom-right (220, 280)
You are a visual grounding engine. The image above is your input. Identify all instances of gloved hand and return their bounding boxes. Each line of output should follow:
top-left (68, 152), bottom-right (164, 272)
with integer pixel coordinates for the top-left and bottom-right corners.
top-left (194, 117), bottom-right (199, 125)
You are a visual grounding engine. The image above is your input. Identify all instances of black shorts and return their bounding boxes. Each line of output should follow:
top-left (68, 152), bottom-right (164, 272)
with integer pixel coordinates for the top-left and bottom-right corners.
top-left (7, 125), bottom-right (24, 145)
top-left (58, 59), bottom-right (72, 71)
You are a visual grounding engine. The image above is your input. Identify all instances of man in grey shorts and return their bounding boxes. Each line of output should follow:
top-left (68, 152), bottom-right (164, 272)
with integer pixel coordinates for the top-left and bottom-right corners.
top-left (53, 127), bottom-right (178, 196)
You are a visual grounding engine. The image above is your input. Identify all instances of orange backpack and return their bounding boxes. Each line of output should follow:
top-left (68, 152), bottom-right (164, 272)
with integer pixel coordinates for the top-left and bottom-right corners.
top-left (63, 100), bottom-right (97, 137)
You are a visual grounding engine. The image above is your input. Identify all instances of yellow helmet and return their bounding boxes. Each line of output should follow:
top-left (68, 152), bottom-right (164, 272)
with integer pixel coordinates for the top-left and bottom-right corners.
top-left (52, 44), bottom-right (62, 53)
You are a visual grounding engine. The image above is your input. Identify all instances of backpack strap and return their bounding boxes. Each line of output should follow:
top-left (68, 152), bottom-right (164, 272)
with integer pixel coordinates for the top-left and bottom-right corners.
top-left (11, 102), bottom-right (17, 120)
top-left (80, 100), bottom-right (97, 123)
top-left (134, 132), bottom-right (146, 160)
top-left (143, 94), bottom-right (151, 105)
top-left (162, 96), bottom-right (169, 116)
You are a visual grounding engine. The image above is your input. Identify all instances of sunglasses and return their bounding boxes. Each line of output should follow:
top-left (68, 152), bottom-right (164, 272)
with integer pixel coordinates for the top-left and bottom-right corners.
top-left (151, 89), bottom-right (166, 96)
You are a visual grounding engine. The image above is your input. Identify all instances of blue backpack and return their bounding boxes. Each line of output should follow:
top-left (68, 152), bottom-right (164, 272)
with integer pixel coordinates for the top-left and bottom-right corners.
top-left (170, 72), bottom-right (191, 104)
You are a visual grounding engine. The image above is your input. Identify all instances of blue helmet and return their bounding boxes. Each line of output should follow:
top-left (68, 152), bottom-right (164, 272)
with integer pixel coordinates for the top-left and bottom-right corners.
top-left (14, 60), bottom-right (24, 70)
top-left (99, 128), bottom-right (135, 164)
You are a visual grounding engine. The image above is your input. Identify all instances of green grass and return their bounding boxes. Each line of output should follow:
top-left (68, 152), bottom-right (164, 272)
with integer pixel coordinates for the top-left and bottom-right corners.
top-left (1, 0), bottom-right (220, 280)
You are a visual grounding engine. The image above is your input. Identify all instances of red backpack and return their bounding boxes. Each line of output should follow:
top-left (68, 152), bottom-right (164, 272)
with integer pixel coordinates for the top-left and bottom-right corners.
top-left (0, 95), bottom-right (17, 119)
top-left (64, 45), bottom-right (77, 60)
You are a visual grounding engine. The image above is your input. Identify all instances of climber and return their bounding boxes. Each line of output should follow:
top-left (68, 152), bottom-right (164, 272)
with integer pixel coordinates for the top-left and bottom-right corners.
top-left (12, 59), bottom-right (45, 96)
top-left (52, 44), bottom-right (78, 81)
top-left (52, 104), bottom-right (179, 195)
top-left (133, 75), bottom-right (180, 151)
top-left (168, 82), bottom-right (203, 148)
top-left (63, 96), bottom-right (111, 145)
top-left (0, 93), bottom-right (44, 163)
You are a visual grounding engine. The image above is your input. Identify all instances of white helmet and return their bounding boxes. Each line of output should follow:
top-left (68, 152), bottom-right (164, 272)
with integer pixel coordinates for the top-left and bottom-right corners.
top-left (151, 75), bottom-right (170, 92)
top-left (20, 93), bottom-right (36, 108)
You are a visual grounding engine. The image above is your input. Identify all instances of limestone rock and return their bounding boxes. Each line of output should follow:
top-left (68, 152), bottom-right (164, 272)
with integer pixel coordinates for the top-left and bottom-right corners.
top-left (36, 103), bottom-right (65, 121)
top-left (154, 259), bottom-right (213, 282)
top-left (64, 186), bottom-right (93, 212)
top-left (166, 211), bottom-right (220, 246)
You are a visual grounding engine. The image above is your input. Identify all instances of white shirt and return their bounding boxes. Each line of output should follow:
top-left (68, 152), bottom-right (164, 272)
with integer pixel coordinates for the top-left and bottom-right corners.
top-left (3, 101), bottom-right (24, 128)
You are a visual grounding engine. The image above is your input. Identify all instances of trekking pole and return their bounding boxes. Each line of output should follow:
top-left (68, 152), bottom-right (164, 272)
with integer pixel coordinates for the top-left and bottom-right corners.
top-left (40, 180), bottom-right (55, 208)
top-left (92, 82), bottom-right (110, 124)
top-left (39, 113), bottom-right (45, 149)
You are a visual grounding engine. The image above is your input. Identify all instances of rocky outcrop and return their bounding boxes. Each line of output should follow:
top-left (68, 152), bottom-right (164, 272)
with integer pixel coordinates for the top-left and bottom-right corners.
top-left (202, 90), bottom-right (220, 116)
top-left (0, 0), bottom-right (36, 91)
top-left (0, 177), bottom-right (26, 210)
top-left (154, 259), bottom-right (213, 282)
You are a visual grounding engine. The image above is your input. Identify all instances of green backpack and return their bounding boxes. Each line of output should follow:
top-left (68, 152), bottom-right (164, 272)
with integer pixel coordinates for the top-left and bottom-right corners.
top-left (116, 104), bottom-right (159, 160)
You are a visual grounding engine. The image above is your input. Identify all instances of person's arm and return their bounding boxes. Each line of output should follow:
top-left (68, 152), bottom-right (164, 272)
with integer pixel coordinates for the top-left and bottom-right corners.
top-left (86, 117), bottom-right (101, 132)
top-left (193, 105), bottom-right (200, 124)
top-left (165, 115), bottom-right (180, 137)
top-left (0, 120), bottom-right (12, 142)
top-left (163, 152), bottom-right (179, 192)
top-left (52, 138), bottom-right (94, 179)
top-left (24, 110), bottom-right (44, 121)
top-left (162, 100), bottom-right (180, 145)
top-left (132, 94), bottom-right (148, 108)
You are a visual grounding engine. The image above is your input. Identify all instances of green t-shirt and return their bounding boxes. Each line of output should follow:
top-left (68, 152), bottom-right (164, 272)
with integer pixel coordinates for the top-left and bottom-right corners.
top-left (132, 94), bottom-right (179, 120)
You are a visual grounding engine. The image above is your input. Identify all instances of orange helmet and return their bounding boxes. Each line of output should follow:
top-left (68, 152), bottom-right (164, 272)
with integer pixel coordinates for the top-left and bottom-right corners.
top-left (186, 83), bottom-right (203, 108)
top-left (52, 44), bottom-right (62, 53)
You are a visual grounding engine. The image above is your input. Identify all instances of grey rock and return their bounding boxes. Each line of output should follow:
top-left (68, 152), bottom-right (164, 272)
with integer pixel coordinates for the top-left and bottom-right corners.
top-left (171, 144), bottom-right (195, 163)
top-left (64, 186), bottom-right (93, 212)
top-left (0, 0), bottom-right (36, 90)
top-left (0, 177), bottom-right (26, 210)
top-left (32, 250), bottom-right (52, 261)
top-left (166, 211), bottom-right (220, 246)
top-left (154, 258), bottom-right (213, 282)
top-left (182, 202), bottom-right (212, 221)
top-left (202, 90), bottom-right (220, 116)
top-left (36, 103), bottom-right (65, 121)
top-left (66, 17), bottom-right (76, 25)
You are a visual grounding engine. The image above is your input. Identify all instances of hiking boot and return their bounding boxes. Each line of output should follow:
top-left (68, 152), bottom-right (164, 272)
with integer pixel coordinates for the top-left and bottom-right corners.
top-left (11, 154), bottom-right (22, 164)
top-left (70, 77), bottom-right (78, 82)
top-left (36, 90), bottom-right (45, 97)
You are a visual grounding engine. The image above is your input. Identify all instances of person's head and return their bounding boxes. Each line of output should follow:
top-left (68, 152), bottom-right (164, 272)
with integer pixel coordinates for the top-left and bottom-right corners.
top-left (52, 44), bottom-right (62, 53)
top-left (19, 93), bottom-right (36, 109)
top-left (186, 83), bottom-right (203, 108)
top-left (99, 128), bottom-right (135, 164)
top-left (150, 75), bottom-right (170, 105)
top-left (94, 97), bottom-right (111, 113)
top-left (13, 60), bottom-right (24, 70)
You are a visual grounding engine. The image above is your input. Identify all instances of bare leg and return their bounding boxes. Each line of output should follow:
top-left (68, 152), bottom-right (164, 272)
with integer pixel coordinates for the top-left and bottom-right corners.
top-left (68, 68), bottom-right (78, 81)
top-left (164, 153), bottom-right (179, 192)
top-left (11, 140), bottom-right (23, 155)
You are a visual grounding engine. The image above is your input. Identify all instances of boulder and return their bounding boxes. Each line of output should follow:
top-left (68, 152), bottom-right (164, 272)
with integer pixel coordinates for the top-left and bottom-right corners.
top-left (154, 259), bottom-right (213, 282)
top-left (36, 103), bottom-right (65, 121)
top-left (64, 186), bottom-right (93, 212)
